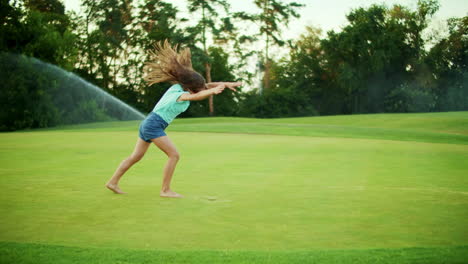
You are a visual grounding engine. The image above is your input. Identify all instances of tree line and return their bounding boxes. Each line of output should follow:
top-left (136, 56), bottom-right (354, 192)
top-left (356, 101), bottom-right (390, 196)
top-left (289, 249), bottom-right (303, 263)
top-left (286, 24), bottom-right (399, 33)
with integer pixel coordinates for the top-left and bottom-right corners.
top-left (0, 0), bottom-right (466, 131)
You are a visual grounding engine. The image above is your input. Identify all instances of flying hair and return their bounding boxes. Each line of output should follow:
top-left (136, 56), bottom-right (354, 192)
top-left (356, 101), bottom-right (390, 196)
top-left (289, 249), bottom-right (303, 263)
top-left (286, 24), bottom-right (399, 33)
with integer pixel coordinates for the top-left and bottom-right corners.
top-left (143, 40), bottom-right (195, 86)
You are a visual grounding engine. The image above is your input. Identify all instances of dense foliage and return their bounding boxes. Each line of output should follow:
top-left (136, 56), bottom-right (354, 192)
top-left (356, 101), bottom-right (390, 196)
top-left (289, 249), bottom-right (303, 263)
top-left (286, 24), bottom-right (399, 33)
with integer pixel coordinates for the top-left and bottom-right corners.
top-left (267, 2), bottom-right (467, 116)
top-left (0, 0), bottom-right (466, 130)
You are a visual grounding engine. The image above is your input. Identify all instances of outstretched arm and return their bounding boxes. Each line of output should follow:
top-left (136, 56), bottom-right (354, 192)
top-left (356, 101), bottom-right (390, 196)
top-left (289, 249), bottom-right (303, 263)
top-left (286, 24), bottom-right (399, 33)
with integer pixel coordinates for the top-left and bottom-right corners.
top-left (178, 82), bottom-right (242, 102)
top-left (177, 84), bottom-right (226, 102)
top-left (206, 81), bottom-right (242, 92)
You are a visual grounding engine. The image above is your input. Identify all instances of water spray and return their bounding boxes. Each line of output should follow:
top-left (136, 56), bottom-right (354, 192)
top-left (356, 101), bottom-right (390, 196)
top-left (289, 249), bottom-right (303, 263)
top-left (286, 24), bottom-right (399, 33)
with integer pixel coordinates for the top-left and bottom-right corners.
top-left (1, 53), bottom-right (145, 130)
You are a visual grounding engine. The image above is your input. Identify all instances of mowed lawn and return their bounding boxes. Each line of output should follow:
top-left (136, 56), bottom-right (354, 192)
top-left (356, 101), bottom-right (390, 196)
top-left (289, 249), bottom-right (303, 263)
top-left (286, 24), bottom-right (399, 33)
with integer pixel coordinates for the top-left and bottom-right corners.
top-left (1, 112), bottom-right (468, 263)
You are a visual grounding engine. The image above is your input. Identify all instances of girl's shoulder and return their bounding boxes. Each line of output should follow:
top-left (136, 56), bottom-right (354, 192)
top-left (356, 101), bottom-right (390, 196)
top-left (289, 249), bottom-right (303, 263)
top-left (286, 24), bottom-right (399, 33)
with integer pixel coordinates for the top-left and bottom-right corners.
top-left (169, 83), bottom-right (189, 94)
top-left (170, 83), bottom-right (183, 90)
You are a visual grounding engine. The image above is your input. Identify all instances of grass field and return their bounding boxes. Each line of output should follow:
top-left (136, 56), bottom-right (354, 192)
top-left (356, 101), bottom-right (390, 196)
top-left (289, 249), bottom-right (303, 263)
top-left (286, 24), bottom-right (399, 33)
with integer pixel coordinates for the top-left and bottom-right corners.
top-left (1, 111), bottom-right (468, 263)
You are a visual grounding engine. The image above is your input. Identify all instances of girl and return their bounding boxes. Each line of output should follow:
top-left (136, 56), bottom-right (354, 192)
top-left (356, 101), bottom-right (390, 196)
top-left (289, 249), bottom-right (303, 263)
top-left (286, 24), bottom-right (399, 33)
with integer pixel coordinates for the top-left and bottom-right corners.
top-left (105, 40), bottom-right (241, 198)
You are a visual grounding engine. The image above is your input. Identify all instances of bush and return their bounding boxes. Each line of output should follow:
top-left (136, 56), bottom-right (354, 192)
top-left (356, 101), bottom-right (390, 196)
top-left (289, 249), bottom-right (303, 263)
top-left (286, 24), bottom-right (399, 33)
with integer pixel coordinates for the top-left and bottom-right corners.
top-left (385, 82), bottom-right (436, 112)
top-left (0, 53), bottom-right (60, 131)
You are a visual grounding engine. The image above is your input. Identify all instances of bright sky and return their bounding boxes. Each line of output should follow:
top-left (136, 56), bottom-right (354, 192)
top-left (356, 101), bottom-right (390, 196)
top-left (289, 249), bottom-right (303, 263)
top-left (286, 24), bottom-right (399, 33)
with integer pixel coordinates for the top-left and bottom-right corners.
top-left (63, 0), bottom-right (467, 39)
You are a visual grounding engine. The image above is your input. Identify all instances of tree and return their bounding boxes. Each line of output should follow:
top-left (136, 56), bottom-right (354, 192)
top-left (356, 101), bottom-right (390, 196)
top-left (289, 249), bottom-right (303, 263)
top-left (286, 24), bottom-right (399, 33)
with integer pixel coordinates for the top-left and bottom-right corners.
top-left (1, 0), bottom-right (76, 68)
top-left (135, 0), bottom-right (189, 112)
top-left (0, 0), bottom-right (25, 53)
top-left (282, 26), bottom-right (330, 114)
top-left (79, 0), bottom-right (133, 90)
top-left (203, 46), bottom-right (239, 116)
top-left (239, 0), bottom-right (303, 91)
top-left (244, 0), bottom-right (444, 117)
top-left (319, 1), bottom-right (439, 114)
top-left (0, 1), bottom-right (80, 130)
top-left (426, 16), bottom-right (468, 110)
top-left (186, 0), bottom-right (229, 116)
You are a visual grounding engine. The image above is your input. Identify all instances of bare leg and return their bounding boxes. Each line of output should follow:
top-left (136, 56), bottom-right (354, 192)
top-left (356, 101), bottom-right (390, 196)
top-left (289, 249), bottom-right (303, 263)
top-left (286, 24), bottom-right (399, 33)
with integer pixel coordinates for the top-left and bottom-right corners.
top-left (151, 136), bottom-right (183, 198)
top-left (106, 138), bottom-right (151, 194)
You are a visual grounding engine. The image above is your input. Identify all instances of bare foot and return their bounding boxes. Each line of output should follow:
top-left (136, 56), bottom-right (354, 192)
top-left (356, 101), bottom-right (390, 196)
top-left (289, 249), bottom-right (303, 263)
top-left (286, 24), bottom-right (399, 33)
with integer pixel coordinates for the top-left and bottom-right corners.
top-left (160, 190), bottom-right (184, 198)
top-left (105, 183), bottom-right (126, 194)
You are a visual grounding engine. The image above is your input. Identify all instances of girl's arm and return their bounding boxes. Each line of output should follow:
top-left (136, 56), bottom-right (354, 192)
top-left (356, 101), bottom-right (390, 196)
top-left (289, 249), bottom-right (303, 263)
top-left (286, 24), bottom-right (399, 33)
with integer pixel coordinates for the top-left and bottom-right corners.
top-left (207, 81), bottom-right (242, 92)
top-left (178, 84), bottom-right (226, 102)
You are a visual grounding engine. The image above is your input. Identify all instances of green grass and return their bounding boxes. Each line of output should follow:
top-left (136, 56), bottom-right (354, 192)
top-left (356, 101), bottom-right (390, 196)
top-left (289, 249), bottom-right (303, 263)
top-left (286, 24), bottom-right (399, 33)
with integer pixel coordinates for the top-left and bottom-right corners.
top-left (1, 112), bottom-right (468, 263)
top-left (1, 241), bottom-right (468, 264)
top-left (35, 111), bottom-right (468, 145)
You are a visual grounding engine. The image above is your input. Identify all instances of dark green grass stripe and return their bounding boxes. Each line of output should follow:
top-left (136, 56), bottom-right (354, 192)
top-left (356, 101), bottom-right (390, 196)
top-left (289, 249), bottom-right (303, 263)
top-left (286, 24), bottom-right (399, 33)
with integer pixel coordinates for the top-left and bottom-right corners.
top-left (8, 111), bottom-right (468, 145)
top-left (168, 123), bottom-right (468, 145)
top-left (1, 241), bottom-right (468, 264)
top-left (10, 120), bottom-right (468, 145)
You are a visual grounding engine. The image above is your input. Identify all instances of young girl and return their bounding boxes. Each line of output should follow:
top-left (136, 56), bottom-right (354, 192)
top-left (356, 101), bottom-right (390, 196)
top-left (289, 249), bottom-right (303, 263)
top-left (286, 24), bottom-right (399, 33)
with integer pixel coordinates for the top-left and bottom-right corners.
top-left (105, 40), bottom-right (241, 198)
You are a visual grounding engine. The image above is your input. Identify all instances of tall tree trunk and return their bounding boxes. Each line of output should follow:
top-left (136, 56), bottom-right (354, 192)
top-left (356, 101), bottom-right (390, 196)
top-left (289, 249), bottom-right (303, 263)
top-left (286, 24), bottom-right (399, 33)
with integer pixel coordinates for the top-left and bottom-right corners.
top-left (263, 32), bottom-right (271, 90)
top-left (263, 0), bottom-right (270, 90)
top-left (205, 63), bottom-right (213, 115)
top-left (264, 59), bottom-right (270, 91)
top-left (86, 13), bottom-right (93, 76)
top-left (201, 3), bottom-right (214, 116)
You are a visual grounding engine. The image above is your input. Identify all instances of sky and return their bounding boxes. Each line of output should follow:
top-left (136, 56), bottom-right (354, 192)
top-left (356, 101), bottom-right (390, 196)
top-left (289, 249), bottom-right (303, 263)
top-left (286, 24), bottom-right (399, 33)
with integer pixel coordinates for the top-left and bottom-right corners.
top-left (63, 0), bottom-right (468, 40)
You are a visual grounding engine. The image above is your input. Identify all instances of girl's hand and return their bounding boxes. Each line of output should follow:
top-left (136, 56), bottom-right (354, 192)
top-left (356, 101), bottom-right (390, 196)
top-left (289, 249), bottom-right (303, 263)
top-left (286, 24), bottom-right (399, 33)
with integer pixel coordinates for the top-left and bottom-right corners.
top-left (211, 84), bottom-right (225, 95)
top-left (206, 81), bottom-right (242, 92)
top-left (225, 81), bottom-right (242, 92)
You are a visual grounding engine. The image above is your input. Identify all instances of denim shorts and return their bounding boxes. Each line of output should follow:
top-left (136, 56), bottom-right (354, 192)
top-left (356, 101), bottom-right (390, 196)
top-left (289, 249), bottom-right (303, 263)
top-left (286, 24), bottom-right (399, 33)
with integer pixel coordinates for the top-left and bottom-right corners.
top-left (138, 112), bottom-right (169, 142)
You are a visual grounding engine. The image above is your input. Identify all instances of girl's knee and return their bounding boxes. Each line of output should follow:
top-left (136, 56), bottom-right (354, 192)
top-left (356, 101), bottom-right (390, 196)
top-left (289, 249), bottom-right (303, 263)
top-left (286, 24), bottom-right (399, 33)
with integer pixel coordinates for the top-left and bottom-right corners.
top-left (129, 154), bottom-right (144, 163)
top-left (169, 152), bottom-right (180, 161)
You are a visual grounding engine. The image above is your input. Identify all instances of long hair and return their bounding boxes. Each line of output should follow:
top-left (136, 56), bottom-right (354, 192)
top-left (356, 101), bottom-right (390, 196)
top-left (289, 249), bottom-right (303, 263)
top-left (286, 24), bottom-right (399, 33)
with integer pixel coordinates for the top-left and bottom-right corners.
top-left (144, 40), bottom-right (206, 92)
